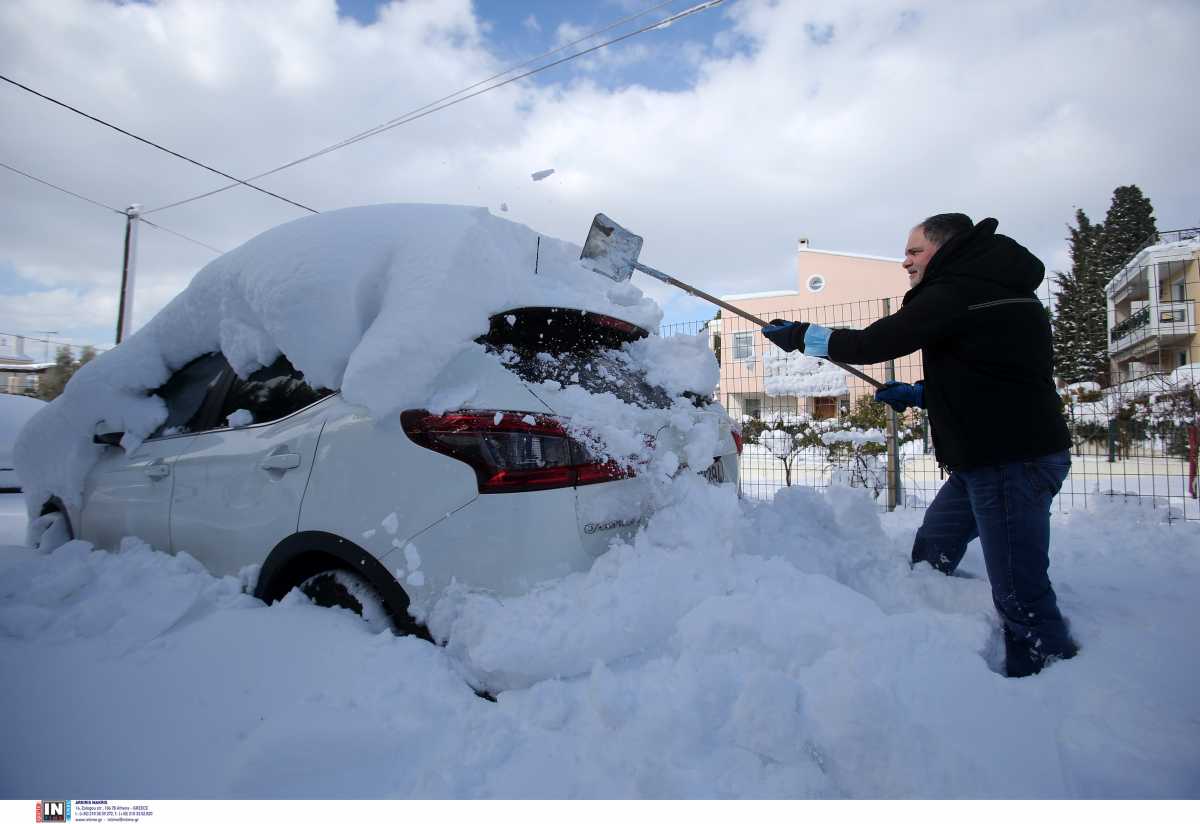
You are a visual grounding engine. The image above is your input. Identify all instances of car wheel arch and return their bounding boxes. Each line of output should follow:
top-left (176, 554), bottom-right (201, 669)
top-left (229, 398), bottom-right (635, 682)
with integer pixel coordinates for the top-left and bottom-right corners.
top-left (255, 530), bottom-right (431, 640)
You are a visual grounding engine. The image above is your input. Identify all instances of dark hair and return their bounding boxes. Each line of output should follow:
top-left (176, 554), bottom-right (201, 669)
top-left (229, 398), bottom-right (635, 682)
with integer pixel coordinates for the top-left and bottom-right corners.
top-left (919, 213), bottom-right (973, 246)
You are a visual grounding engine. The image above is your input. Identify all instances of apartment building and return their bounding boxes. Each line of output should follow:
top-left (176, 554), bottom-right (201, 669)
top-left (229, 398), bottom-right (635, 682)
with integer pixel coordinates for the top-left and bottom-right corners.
top-left (0, 333), bottom-right (50, 395)
top-left (1105, 230), bottom-right (1200, 384)
top-left (715, 240), bottom-right (916, 421)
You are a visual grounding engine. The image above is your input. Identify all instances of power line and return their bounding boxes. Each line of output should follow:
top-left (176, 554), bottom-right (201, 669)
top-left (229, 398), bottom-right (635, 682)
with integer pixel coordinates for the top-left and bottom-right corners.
top-left (140, 218), bottom-right (225, 255)
top-left (0, 159), bottom-right (122, 214)
top-left (0, 332), bottom-right (110, 355)
top-left (143, 0), bottom-right (724, 215)
top-left (0, 73), bottom-right (319, 215)
top-left (0, 158), bottom-right (224, 256)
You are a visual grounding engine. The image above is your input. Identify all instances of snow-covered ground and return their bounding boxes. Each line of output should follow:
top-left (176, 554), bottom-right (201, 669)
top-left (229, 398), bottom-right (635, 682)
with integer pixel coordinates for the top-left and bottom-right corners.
top-left (2, 485), bottom-right (1197, 799)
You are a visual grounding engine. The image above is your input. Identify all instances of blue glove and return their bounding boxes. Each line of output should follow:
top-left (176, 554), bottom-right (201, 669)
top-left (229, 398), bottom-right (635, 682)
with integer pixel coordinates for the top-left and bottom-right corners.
top-left (761, 320), bottom-right (832, 356)
top-left (874, 380), bottom-right (924, 412)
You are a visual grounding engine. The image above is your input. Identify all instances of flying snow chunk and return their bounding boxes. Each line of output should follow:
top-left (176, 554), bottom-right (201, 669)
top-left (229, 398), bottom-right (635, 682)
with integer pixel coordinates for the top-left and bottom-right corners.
top-left (531, 169), bottom-right (555, 182)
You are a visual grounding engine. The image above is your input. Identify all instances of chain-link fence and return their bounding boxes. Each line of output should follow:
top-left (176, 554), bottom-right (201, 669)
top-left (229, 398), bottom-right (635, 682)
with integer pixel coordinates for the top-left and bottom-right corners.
top-left (661, 228), bottom-right (1200, 520)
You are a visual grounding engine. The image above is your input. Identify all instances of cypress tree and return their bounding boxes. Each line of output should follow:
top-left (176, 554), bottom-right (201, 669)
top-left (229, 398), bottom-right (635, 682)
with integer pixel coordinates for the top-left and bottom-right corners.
top-left (1093, 185), bottom-right (1159, 282)
top-left (1074, 186), bottom-right (1157, 386)
top-left (1052, 208), bottom-right (1105, 384)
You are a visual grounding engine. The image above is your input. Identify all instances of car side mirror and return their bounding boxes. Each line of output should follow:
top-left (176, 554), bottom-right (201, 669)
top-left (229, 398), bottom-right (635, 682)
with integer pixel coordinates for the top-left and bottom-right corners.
top-left (93, 420), bottom-right (124, 447)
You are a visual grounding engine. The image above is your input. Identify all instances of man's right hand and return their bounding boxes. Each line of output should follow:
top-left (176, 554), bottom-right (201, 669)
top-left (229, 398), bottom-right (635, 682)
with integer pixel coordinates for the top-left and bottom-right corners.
top-left (875, 380), bottom-right (924, 412)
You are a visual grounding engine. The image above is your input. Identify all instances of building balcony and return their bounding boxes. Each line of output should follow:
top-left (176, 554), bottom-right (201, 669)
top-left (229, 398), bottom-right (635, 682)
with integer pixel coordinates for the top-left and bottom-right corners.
top-left (1109, 300), bottom-right (1195, 354)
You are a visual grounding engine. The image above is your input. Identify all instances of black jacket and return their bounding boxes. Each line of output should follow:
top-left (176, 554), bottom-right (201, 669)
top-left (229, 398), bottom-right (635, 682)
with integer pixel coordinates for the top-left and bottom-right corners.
top-left (827, 218), bottom-right (1070, 470)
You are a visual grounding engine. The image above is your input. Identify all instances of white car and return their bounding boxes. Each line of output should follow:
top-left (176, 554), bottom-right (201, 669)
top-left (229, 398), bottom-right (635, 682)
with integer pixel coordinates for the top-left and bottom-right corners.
top-left (1, 393), bottom-right (47, 492)
top-left (30, 306), bottom-right (739, 635)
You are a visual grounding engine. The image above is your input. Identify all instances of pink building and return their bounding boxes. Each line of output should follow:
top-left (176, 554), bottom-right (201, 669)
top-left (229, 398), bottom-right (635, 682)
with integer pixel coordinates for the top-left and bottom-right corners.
top-left (715, 240), bottom-right (921, 421)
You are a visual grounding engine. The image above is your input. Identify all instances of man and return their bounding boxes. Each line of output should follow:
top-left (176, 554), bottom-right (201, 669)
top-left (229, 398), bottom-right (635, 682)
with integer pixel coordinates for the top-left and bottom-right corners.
top-left (761, 214), bottom-right (1075, 677)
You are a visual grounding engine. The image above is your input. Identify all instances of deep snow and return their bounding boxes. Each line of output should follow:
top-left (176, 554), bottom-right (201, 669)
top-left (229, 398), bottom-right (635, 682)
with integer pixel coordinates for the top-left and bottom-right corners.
top-left (2, 487), bottom-right (1197, 799)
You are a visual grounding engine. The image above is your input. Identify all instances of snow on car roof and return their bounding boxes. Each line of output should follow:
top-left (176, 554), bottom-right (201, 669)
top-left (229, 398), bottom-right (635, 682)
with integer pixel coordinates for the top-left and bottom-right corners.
top-left (15, 204), bottom-right (666, 512)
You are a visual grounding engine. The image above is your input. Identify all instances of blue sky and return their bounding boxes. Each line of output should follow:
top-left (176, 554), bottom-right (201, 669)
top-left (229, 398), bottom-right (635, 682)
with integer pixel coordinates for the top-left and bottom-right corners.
top-left (338, 0), bottom-right (743, 92)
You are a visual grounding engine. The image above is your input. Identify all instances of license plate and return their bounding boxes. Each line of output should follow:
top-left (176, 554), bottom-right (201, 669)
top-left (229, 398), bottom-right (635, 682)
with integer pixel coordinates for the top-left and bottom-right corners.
top-left (701, 459), bottom-right (725, 484)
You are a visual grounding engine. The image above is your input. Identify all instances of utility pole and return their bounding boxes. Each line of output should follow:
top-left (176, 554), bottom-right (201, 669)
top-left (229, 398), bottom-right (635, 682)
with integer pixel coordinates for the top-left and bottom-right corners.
top-left (883, 298), bottom-right (901, 511)
top-left (115, 204), bottom-right (141, 344)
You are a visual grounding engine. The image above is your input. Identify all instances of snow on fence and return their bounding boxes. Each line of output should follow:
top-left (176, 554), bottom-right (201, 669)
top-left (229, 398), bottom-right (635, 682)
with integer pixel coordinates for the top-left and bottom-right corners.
top-left (661, 243), bottom-right (1200, 521)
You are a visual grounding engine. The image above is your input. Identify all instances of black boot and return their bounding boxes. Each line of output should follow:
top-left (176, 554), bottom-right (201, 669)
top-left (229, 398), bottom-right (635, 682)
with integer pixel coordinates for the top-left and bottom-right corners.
top-left (1004, 626), bottom-right (1078, 678)
top-left (1004, 626), bottom-right (1043, 678)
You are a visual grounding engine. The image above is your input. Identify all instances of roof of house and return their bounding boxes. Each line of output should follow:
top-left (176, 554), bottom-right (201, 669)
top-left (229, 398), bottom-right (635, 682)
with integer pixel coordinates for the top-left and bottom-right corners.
top-left (719, 289), bottom-right (801, 301)
top-left (797, 247), bottom-right (903, 263)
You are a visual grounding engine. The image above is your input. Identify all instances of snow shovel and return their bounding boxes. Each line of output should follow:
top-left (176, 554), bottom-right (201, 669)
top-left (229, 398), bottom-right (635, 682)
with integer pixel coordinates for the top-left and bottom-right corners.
top-left (580, 213), bottom-right (884, 389)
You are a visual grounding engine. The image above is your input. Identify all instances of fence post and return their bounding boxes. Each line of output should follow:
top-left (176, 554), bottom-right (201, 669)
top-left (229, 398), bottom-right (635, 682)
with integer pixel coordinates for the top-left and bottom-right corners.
top-left (883, 298), bottom-right (900, 510)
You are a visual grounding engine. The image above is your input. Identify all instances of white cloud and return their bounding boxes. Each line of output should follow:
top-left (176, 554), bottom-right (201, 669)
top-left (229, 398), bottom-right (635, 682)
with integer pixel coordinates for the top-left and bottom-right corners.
top-left (522, 14), bottom-right (541, 34)
top-left (0, 0), bottom-right (1197, 346)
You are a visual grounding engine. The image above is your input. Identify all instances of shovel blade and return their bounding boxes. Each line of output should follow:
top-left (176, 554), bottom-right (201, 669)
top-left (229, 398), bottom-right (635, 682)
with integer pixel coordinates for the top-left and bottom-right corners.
top-left (580, 213), bottom-right (642, 282)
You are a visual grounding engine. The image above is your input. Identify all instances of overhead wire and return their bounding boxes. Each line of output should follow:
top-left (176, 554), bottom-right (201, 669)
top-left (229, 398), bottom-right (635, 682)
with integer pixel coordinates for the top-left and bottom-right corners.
top-left (0, 73), bottom-right (319, 215)
top-left (0, 159), bottom-right (123, 215)
top-left (0, 159), bottom-right (224, 255)
top-left (142, 0), bottom-right (724, 215)
top-left (2, 0), bottom-right (725, 251)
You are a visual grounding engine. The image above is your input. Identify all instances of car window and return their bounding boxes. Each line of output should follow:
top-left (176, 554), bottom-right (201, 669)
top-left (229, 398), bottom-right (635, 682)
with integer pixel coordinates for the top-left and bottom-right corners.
top-left (150, 353), bottom-right (229, 438)
top-left (481, 308), bottom-right (674, 410)
top-left (218, 355), bottom-right (331, 427)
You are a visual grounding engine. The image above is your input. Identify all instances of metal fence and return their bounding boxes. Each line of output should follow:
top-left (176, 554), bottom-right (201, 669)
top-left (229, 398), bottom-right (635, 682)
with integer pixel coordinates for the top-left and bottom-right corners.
top-left (661, 228), bottom-right (1200, 521)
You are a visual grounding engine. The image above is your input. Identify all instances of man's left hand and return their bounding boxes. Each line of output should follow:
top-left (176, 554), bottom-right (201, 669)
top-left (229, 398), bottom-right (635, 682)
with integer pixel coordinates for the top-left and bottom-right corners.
top-left (762, 320), bottom-right (809, 352)
top-left (762, 320), bottom-right (833, 357)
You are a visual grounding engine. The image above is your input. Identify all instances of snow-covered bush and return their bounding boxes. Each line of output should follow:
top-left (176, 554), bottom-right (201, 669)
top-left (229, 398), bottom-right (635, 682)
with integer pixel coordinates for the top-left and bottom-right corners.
top-left (1060, 365), bottom-right (1200, 458)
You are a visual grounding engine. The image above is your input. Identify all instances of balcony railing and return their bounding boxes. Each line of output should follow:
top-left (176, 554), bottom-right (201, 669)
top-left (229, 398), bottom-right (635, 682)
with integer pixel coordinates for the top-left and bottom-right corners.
top-left (1109, 300), bottom-right (1196, 351)
top-left (1111, 306), bottom-right (1151, 343)
top-left (1132, 227), bottom-right (1200, 257)
top-left (1105, 227), bottom-right (1200, 297)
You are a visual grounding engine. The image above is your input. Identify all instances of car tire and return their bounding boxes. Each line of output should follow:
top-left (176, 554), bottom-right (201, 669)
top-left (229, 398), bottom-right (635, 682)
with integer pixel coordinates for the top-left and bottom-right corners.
top-left (29, 510), bottom-right (71, 553)
top-left (298, 568), bottom-right (393, 633)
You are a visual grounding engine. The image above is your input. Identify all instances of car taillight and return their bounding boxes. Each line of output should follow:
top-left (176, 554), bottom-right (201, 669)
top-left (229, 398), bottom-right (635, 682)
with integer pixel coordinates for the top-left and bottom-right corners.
top-left (732, 430), bottom-right (744, 455)
top-left (401, 410), bottom-right (634, 493)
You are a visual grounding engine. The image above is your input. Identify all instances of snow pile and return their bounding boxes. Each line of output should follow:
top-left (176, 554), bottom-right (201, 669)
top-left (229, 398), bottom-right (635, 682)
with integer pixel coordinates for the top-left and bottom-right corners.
top-left (821, 429), bottom-right (886, 446)
top-left (14, 204), bottom-right (663, 512)
top-left (762, 347), bottom-right (848, 398)
top-left (3, 487), bottom-right (1199, 798)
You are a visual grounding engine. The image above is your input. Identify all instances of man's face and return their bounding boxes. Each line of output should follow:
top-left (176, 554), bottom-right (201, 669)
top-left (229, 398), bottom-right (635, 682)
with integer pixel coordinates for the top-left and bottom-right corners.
top-left (902, 226), bottom-right (939, 288)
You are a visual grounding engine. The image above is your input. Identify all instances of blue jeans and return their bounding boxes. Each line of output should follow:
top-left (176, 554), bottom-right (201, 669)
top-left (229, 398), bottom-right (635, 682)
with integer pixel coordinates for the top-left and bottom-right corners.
top-left (912, 450), bottom-right (1076, 669)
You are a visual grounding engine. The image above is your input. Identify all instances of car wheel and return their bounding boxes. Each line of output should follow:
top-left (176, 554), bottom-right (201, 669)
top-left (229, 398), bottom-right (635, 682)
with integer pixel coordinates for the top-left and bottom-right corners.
top-left (28, 510), bottom-right (71, 553)
top-left (298, 569), bottom-right (393, 633)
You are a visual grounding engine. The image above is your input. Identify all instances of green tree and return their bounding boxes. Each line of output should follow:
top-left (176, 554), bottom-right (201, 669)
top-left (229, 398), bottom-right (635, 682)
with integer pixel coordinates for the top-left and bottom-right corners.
top-left (1093, 184), bottom-right (1158, 283)
top-left (1051, 186), bottom-right (1157, 387)
top-left (35, 345), bottom-right (96, 401)
top-left (1052, 208), bottom-right (1106, 384)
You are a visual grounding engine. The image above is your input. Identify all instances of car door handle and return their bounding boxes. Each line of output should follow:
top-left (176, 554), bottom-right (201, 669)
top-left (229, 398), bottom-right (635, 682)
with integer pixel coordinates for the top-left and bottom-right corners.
top-left (145, 464), bottom-right (170, 479)
top-left (260, 453), bottom-right (301, 471)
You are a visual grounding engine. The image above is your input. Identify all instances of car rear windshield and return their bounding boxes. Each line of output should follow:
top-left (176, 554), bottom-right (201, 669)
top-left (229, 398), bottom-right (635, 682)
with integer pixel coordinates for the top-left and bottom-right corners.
top-left (481, 307), bottom-right (675, 409)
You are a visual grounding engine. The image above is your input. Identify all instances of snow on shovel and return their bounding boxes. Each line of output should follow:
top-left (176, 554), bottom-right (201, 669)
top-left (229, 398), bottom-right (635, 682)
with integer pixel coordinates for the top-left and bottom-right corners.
top-left (579, 213), bottom-right (883, 389)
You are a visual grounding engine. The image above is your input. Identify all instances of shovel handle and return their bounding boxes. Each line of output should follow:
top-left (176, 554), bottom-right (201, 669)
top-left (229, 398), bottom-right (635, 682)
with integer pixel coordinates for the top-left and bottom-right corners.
top-left (634, 262), bottom-right (884, 390)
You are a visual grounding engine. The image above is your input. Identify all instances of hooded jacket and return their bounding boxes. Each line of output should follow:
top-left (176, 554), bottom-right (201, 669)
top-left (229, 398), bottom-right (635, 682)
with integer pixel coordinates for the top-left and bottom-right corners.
top-left (826, 218), bottom-right (1070, 470)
